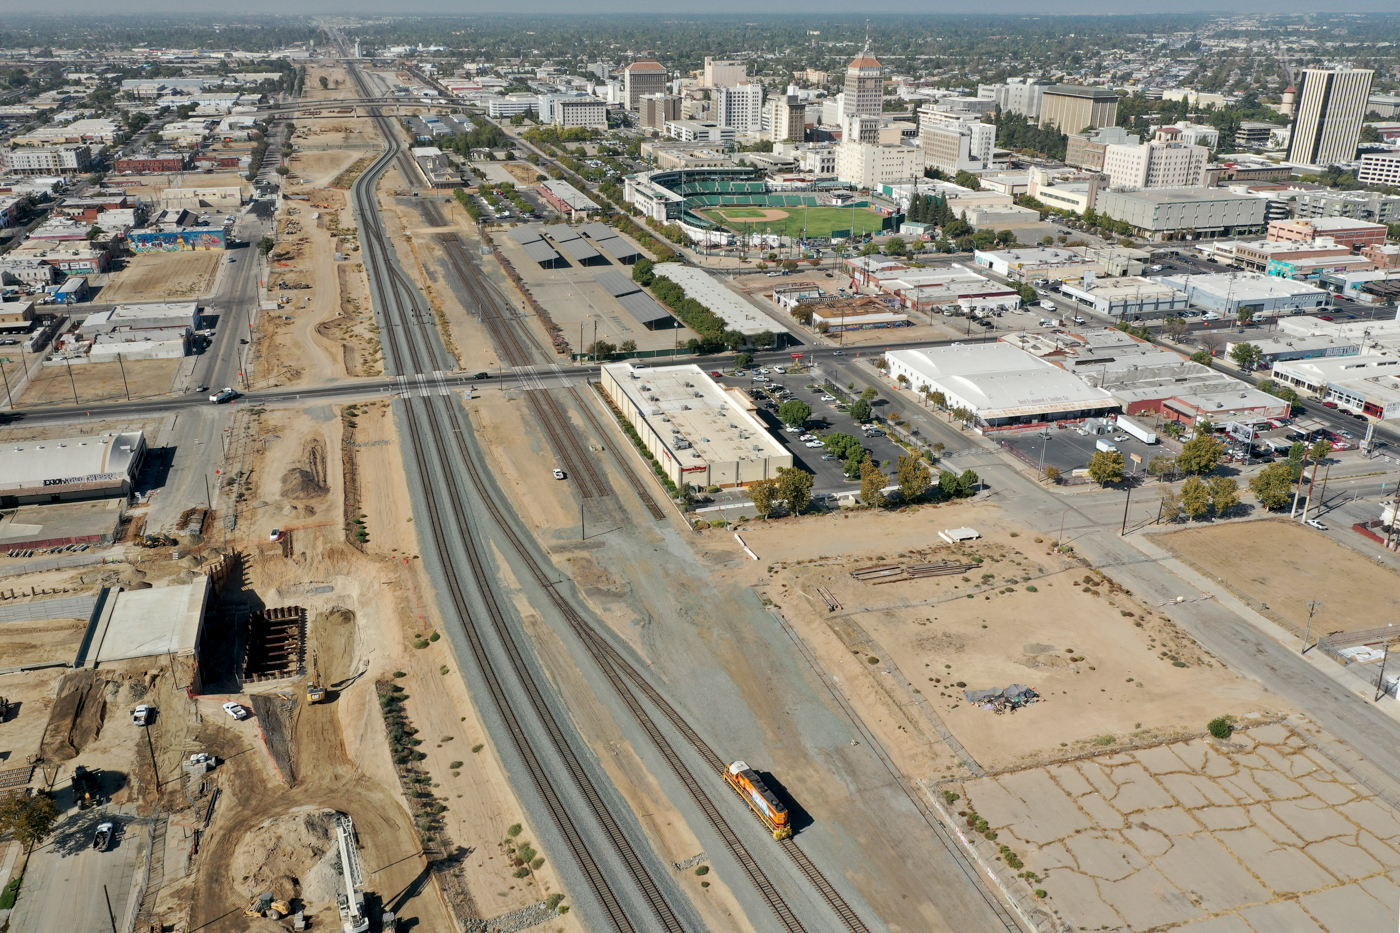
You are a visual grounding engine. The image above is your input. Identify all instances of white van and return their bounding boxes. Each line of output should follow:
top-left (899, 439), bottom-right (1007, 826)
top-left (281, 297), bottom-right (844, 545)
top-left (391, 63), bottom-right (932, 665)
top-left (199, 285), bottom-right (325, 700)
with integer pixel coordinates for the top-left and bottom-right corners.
top-left (1201, 311), bottom-right (1221, 321)
top-left (1040, 300), bottom-right (1056, 311)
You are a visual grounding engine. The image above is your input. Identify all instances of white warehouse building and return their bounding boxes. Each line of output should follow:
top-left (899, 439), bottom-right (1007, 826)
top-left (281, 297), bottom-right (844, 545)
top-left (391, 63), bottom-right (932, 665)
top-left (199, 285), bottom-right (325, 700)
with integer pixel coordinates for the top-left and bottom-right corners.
top-left (884, 344), bottom-right (1117, 428)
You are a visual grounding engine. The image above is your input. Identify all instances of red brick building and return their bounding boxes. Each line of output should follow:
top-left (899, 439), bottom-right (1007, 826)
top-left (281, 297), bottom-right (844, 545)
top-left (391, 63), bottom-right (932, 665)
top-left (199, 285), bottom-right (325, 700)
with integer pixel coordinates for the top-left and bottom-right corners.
top-left (115, 152), bottom-right (188, 173)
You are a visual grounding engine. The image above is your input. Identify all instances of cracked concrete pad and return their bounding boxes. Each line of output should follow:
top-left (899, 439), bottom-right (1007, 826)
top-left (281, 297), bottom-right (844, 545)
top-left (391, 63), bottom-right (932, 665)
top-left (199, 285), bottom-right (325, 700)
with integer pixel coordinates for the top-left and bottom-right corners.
top-left (1153, 834), bottom-right (1272, 912)
top-left (1270, 798), bottom-right (1358, 843)
top-left (1139, 806), bottom-right (1204, 837)
top-left (1041, 867), bottom-right (1123, 930)
top-left (1215, 827), bottom-right (1336, 895)
top-left (1202, 747), bottom-right (1238, 778)
top-left (1219, 770), bottom-right (1268, 804)
top-left (1078, 760), bottom-right (1119, 798)
top-left (1136, 744), bottom-right (1191, 775)
top-left (1356, 829), bottom-right (1400, 870)
top-left (1238, 899), bottom-right (1329, 932)
top-left (1050, 763), bottom-right (1095, 798)
top-left (1170, 740), bottom-right (1208, 772)
top-left (1357, 872), bottom-right (1400, 912)
top-left (1251, 767), bottom-right (1307, 801)
top-left (1253, 744), bottom-right (1294, 775)
top-left (1124, 823), bottom-right (1172, 858)
top-left (1079, 792), bottom-right (1126, 830)
top-left (1109, 763), bottom-right (1177, 812)
top-left (1160, 772), bottom-right (1237, 809)
top-left (979, 769), bottom-right (1091, 844)
top-left (1099, 865), bottom-right (1204, 930)
top-left (1063, 833), bottom-right (1147, 881)
top-left (1302, 883), bottom-right (1398, 932)
top-left (1197, 806), bottom-right (1251, 831)
top-left (1248, 723), bottom-right (1294, 746)
top-left (1032, 840), bottom-right (1077, 871)
top-left (1297, 773), bottom-right (1358, 806)
top-left (1247, 803), bottom-right (1307, 848)
top-left (1305, 837), bottom-right (1384, 882)
top-left (1170, 914), bottom-right (1255, 933)
top-left (1339, 797), bottom-right (1400, 844)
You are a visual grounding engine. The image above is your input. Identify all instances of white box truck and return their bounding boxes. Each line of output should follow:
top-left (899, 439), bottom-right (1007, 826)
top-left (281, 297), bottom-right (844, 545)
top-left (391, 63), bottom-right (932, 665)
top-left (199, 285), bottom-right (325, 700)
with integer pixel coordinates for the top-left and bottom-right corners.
top-left (1095, 439), bottom-right (1118, 453)
top-left (1115, 415), bottom-right (1158, 444)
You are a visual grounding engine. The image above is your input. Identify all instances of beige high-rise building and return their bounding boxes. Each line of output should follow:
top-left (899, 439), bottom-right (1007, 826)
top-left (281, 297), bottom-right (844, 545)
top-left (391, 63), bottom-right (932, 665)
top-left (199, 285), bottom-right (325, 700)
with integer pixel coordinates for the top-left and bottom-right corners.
top-left (640, 94), bottom-right (682, 131)
top-left (764, 95), bottom-right (806, 143)
top-left (1102, 139), bottom-right (1209, 189)
top-left (704, 58), bottom-right (747, 89)
top-left (1287, 68), bottom-right (1374, 166)
top-left (843, 38), bottom-right (883, 123)
top-left (1038, 85), bottom-right (1120, 132)
top-left (624, 59), bottom-right (668, 110)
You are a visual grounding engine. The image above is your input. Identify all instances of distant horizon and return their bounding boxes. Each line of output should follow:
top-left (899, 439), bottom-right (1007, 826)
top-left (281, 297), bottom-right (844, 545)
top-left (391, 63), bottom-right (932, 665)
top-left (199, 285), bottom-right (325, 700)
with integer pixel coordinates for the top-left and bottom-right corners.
top-left (5, 4), bottom-right (1400, 17)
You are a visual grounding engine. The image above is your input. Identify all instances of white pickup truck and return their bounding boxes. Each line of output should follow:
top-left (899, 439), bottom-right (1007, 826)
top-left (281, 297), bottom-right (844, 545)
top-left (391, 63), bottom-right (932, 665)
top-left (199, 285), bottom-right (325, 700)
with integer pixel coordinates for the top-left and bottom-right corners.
top-left (209, 387), bottom-right (238, 404)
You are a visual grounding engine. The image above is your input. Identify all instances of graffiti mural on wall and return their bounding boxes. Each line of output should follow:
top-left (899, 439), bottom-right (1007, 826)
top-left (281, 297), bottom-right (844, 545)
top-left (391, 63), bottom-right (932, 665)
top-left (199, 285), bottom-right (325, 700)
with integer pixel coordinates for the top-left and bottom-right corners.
top-left (128, 230), bottom-right (227, 253)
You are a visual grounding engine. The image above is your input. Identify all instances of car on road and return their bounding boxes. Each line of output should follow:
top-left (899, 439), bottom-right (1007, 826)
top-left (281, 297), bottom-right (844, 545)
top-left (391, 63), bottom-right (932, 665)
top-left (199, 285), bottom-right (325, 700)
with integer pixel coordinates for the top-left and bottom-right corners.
top-left (132, 705), bottom-right (152, 726)
top-left (474, 372), bottom-right (490, 379)
top-left (1353, 412), bottom-right (1369, 421)
top-left (195, 384), bottom-right (209, 393)
top-left (711, 371), bottom-right (723, 377)
top-left (1114, 434), bottom-right (1128, 442)
top-left (1322, 400), bottom-right (1338, 409)
top-left (1318, 315), bottom-right (1334, 322)
top-left (1305, 520), bottom-right (1329, 531)
top-left (1340, 430), bottom-right (1354, 439)
top-left (93, 823), bottom-right (114, 852)
top-left (553, 469), bottom-right (567, 480)
top-left (223, 701), bottom-right (249, 720)
top-left (1072, 316), bottom-right (1087, 324)
top-left (209, 387), bottom-right (238, 404)
top-left (832, 350), bottom-right (845, 356)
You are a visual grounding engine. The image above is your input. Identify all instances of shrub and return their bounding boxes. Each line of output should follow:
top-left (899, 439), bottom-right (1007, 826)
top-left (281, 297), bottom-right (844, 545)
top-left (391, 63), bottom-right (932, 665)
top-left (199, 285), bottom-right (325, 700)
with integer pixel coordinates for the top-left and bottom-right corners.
top-left (695, 865), bottom-right (710, 876)
top-left (1207, 717), bottom-right (1233, 739)
top-left (413, 639), bottom-right (429, 649)
top-left (546, 894), bottom-right (565, 909)
top-left (866, 656), bottom-right (880, 665)
top-left (1025, 585), bottom-right (1038, 592)
top-left (393, 671), bottom-right (407, 678)
top-left (1035, 889), bottom-right (1048, 899)
top-left (429, 631), bottom-right (441, 642)
top-left (472, 744), bottom-right (484, 753)
top-left (507, 823), bottom-right (523, 837)
top-left (1095, 735), bottom-right (1115, 746)
top-left (449, 761), bottom-right (464, 769)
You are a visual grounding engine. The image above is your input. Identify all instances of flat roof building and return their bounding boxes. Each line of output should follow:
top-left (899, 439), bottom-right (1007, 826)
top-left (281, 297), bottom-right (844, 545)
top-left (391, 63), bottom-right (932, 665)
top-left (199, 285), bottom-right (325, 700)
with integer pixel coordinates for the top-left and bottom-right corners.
top-left (0, 431), bottom-right (146, 506)
top-left (884, 344), bottom-right (1117, 428)
top-left (1096, 187), bottom-right (1266, 240)
top-left (973, 246), bottom-right (1104, 283)
top-left (1272, 355), bottom-right (1400, 420)
top-left (653, 263), bottom-right (773, 335)
top-left (79, 302), bottom-right (199, 336)
top-left (1159, 272), bottom-right (1328, 317)
top-left (1039, 85), bottom-right (1120, 132)
top-left (1059, 276), bottom-right (1189, 320)
top-left (600, 362), bottom-right (792, 488)
top-left (537, 179), bottom-right (599, 220)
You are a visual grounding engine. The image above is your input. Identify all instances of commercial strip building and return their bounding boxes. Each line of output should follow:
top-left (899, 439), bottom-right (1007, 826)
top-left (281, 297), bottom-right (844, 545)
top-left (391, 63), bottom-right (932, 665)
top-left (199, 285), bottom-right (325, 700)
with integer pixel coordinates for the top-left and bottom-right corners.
top-left (1059, 276), bottom-right (1189, 319)
top-left (1223, 333), bottom-right (1361, 365)
top-left (536, 179), bottom-right (599, 220)
top-left (883, 343), bottom-right (1117, 429)
top-left (1095, 187), bottom-right (1267, 240)
top-left (79, 302), bottom-right (200, 336)
top-left (1158, 272), bottom-right (1328, 318)
top-left (0, 431), bottom-right (146, 507)
top-left (599, 362), bottom-right (792, 488)
top-left (653, 263), bottom-right (772, 336)
top-left (1271, 356), bottom-right (1400, 420)
top-left (1267, 217), bottom-right (1388, 251)
top-left (973, 246), bottom-right (1104, 283)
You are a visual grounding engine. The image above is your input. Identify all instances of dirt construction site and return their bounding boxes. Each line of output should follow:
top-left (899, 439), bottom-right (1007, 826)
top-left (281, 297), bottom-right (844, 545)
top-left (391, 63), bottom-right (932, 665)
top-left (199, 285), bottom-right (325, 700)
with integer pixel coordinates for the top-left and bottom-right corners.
top-left (96, 251), bottom-right (222, 304)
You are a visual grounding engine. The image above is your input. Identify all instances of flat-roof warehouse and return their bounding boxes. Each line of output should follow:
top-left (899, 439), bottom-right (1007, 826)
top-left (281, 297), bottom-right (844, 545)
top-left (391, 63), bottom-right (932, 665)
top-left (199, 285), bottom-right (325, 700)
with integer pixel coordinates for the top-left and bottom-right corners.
top-left (0, 431), bottom-right (146, 506)
top-left (600, 362), bottom-right (792, 487)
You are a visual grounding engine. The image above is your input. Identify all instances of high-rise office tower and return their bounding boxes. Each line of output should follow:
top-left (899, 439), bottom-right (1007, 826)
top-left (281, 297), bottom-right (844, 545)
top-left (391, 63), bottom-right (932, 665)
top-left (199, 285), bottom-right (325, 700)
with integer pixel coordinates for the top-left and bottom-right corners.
top-left (843, 36), bottom-right (883, 122)
top-left (1287, 68), bottom-right (1374, 166)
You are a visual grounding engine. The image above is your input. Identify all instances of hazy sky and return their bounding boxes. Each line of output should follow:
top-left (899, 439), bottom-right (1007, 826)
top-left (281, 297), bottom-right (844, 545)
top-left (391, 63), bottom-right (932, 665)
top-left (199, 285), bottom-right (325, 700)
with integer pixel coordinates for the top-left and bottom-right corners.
top-left (8, 1), bottom-right (1400, 13)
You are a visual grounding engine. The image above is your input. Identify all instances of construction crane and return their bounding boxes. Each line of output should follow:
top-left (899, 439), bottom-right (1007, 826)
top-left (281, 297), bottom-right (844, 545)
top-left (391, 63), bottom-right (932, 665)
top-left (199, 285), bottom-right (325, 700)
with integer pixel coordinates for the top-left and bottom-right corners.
top-left (335, 813), bottom-right (370, 933)
top-left (307, 653), bottom-right (327, 704)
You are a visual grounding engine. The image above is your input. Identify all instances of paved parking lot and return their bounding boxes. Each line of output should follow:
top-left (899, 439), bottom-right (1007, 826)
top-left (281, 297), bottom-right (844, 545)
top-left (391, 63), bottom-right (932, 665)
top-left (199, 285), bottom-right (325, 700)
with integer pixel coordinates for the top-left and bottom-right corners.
top-left (734, 368), bottom-right (908, 493)
top-left (1003, 423), bottom-right (1165, 477)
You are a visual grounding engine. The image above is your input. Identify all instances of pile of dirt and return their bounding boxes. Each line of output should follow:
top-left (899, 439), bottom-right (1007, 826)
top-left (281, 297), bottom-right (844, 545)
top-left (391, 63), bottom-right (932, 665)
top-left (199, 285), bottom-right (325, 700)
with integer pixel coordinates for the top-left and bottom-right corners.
top-left (77, 566), bottom-right (151, 591)
top-left (40, 671), bottom-right (109, 761)
top-left (281, 435), bottom-right (330, 501)
top-left (230, 808), bottom-right (340, 903)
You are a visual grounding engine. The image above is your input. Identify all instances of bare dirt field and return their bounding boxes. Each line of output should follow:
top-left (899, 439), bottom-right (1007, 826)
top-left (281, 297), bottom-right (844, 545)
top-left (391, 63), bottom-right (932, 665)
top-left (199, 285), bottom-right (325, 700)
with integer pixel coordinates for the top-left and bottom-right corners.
top-left (958, 721), bottom-right (1400, 933)
top-left (97, 250), bottom-right (221, 303)
top-left (0, 616), bottom-right (87, 668)
top-left (729, 508), bottom-right (1283, 773)
top-left (19, 358), bottom-right (180, 406)
top-left (503, 162), bottom-right (544, 186)
top-left (112, 171), bottom-right (251, 201)
top-left (1157, 518), bottom-right (1397, 640)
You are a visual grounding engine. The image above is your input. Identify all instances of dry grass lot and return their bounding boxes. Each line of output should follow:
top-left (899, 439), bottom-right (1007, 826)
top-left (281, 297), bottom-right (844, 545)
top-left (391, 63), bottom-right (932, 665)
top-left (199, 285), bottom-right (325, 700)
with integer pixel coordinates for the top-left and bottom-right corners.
top-left (765, 522), bottom-right (1281, 771)
top-left (959, 722), bottom-right (1400, 932)
top-left (1158, 518), bottom-right (1398, 640)
top-left (20, 358), bottom-right (180, 406)
top-left (98, 251), bottom-right (221, 303)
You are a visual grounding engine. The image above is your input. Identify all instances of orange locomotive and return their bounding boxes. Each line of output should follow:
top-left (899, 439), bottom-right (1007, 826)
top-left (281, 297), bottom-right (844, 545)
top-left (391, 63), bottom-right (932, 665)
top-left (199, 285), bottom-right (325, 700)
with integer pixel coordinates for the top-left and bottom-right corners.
top-left (725, 761), bottom-right (792, 840)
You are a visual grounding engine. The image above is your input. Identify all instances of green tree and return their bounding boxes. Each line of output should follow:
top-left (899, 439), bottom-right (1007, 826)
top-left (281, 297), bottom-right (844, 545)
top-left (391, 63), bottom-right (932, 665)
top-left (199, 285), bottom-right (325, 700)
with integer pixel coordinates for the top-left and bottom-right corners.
top-left (1177, 435), bottom-right (1224, 475)
top-left (86, 224), bottom-right (103, 241)
top-left (1208, 476), bottom-right (1240, 515)
top-left (775, 467), bottom-right (813, 513)
top-left (0, 792), bottom-right (58, 852)
top-left (823, 432), bottom-right (863, 461)
top-left (318, 75), bottom-right (329, 90)
top-left (735, 352), bottom-right (754, 368)
top-left (1159, 488), bottom-right (1183, 523)
top-left (885, 236), bottom-right (907, 256)
top-left (781, 259), bottom-right (798, 272)
top-left (1229, 342), bottom-right (1263, 371)
top-left (859, 241), bottom-right (881, 256)
top-left (586, 340), bottom-right (616, 358)
top-left (1044, 465), bottom-right (1062, 484)
top-left (632, 257), bottom-right (655, 285)
top-left (953, 170), bottom-right (983, 190)
top-left (1148, 455), bottom-right (1177, 479)
top-left (1191, 350), bottom-right (1213, 365)
top-left (778, 399), bottom-right (812, 428)
top-left (791, 304), bottom-right (814, 325)
top-left (619, 339), bottom-right (638, 355)
top-left (860, 458), bottom-right (887, 507)
top-left (1162, 316), bottom-right (1188, 340)
top-left (1181, 476), bottom-right (1211, 519)
top-left (1088, 449), bottom-right (1125, 486)
top-left (748, 478), bottom-right (779, 519)
top-left (257, 235), bottom-right (276, 255)
top-left (1249, 462), bottom-right (1297, 510)
top-left (753, 330), bottom-right (775, 349)
top-left (929, 390), bottom-right (947, 408)
top-left (938, 469), bottom-right (960, 499)
top-left (958, 469), bottom-right (980, 497)
top-left (1309, 438), bottom-right (1332, 461)
top-left (896, 453), bottom-right (932, 502)
top-left (860, 386), bottom-right (880, 403)
top-left (849, 399), bottom-right (873, 422)
top-left (1236, 307), bottom-right (1254, 326)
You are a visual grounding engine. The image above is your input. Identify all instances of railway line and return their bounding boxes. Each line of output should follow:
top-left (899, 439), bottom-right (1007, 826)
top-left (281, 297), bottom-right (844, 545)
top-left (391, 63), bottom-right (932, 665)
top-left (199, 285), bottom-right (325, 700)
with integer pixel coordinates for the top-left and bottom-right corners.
top-left (342, 57), bottom-right (1014, 933)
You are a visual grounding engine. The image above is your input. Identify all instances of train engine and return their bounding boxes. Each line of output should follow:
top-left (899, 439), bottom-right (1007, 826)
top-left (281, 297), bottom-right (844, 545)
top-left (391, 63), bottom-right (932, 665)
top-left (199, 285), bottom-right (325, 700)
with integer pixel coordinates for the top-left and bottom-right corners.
top-left (725, 761), bottom-right (792, 840)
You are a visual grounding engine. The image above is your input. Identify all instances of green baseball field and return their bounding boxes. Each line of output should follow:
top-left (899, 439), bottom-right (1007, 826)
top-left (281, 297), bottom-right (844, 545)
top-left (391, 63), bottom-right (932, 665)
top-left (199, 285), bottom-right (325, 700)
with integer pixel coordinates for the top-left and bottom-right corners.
top-left (700, 205), bottom-right (888, 239)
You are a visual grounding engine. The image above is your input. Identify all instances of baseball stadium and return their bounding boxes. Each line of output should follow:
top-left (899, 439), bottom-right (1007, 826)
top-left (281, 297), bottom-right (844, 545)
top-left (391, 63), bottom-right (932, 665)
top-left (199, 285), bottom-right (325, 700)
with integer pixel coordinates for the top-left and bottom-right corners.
top-left (626, 167), bottom-right (897, 242)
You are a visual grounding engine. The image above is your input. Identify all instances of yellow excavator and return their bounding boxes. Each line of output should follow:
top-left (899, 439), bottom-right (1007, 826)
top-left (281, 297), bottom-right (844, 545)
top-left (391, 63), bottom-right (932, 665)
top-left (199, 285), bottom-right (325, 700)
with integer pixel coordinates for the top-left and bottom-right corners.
top-left (245, 893), bottom-right (290, 920)
top-left (306, 653), bottom-right (326, 704)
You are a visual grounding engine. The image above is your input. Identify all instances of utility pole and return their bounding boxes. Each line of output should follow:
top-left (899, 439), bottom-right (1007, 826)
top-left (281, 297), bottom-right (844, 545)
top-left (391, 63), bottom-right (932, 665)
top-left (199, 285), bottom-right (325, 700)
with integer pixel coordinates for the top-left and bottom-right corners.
top-left (1302, 600), bottom-right (1321, 653)
top-left (1121, 481), bottom-right (1133, 536)
top-left (116, 353), bottom-right (130, 401)
top-left (64, 355), bottom-right (80, 405)
top-left (1313, 463), bottom-right (1331, 519)
top-left (1375, 641), bottom-right (1392, 702)
top-left (0, 357), bottom-right (11, 409)
top-left (1300, 452), bottom-right (1323, 522)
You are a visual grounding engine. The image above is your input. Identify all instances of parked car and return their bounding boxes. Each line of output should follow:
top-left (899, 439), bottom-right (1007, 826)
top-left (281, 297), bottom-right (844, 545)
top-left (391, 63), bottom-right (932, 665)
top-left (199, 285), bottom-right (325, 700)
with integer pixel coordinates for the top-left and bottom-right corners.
top-left (1304, 520), bottom-right (1328, 531)
top-left (223, 702), bottom-right (249, 720)
top-left (1322, 400), bottom-right (1338, 409)
top-left (131, 705), bottom-right (152, 727)
top-left (821, 453), bottom-right (838, 461)
top-left (821, 395), bottom-right (836, 401)
top-left (710, 371), bottom-right (723, 377)
top-left (553, 469), bottom-right (566, 480)
top-left (93, 823), bottom-right (114, 852)
top-left (269, 529), bottom-right (284, 542)
top-left (804, 441), bottom-right (823, 448)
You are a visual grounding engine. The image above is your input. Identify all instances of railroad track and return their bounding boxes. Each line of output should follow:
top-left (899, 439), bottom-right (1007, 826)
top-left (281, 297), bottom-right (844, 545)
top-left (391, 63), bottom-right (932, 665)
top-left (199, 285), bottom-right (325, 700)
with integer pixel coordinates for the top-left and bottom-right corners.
top-left (347, 63), bottom-right (689, 933)
top-left (353, 64), bottom-right (890, 933)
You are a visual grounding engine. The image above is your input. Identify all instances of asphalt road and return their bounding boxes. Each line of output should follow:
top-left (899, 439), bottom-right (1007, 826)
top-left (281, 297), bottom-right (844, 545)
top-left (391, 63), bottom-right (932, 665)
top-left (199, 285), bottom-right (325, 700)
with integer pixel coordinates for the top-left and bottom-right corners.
top-left (10, 805), bottom-right (145, 933)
